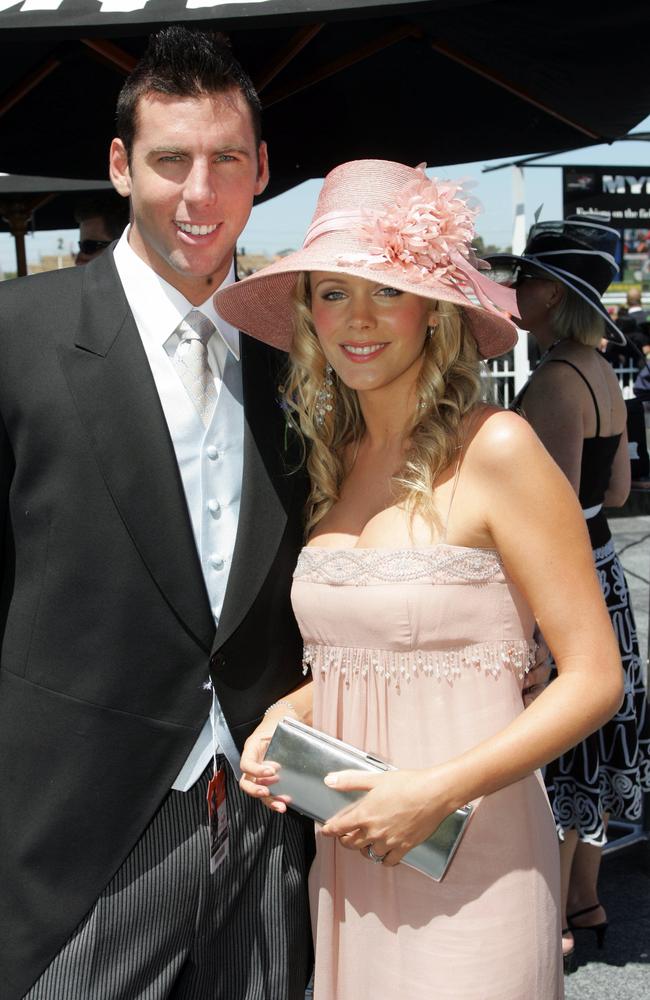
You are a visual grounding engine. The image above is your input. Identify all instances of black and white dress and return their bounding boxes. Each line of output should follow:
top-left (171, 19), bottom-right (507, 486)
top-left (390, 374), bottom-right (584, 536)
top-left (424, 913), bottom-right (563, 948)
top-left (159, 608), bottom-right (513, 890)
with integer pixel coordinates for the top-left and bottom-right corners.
top-left (517, 358), bottom-right (650, 844)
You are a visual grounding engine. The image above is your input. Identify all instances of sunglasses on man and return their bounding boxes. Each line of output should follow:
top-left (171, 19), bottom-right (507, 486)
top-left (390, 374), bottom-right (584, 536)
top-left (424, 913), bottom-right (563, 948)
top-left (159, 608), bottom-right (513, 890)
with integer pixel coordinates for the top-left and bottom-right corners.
top-left (78, 239), bottom-right (113, 255)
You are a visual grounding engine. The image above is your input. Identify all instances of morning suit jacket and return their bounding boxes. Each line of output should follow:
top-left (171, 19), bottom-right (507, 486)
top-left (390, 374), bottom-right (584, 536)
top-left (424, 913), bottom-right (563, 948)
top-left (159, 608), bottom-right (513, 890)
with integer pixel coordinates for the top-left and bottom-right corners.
top-left (0, 250), bottom-right (309, 999)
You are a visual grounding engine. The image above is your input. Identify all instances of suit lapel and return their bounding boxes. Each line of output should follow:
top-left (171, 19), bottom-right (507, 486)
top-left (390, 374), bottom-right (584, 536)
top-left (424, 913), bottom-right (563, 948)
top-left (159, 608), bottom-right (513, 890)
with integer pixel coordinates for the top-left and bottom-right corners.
top-left (214, 333), bottom-right (297, 649)
top-left (58, 252), bottom-right (215, 652)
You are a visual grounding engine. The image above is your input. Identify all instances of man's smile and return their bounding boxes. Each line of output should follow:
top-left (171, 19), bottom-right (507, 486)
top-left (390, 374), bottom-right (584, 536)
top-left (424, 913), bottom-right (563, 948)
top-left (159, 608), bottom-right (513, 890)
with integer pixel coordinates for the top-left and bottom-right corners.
top-left (174, 221), bottom-right (220, 236)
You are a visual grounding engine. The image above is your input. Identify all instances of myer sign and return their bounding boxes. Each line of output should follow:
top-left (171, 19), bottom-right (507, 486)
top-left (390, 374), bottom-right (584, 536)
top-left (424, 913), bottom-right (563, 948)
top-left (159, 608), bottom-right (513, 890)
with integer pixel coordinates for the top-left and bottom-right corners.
top-left (603, 175), bottom-right (650, 197)
top-left (563, 165), bottom-right (650, 223)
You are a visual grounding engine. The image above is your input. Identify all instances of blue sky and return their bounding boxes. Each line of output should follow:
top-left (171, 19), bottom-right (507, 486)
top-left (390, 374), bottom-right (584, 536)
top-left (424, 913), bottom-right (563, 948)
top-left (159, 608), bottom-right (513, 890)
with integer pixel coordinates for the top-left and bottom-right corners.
top-left (2, 116), bottom-right (649, 273)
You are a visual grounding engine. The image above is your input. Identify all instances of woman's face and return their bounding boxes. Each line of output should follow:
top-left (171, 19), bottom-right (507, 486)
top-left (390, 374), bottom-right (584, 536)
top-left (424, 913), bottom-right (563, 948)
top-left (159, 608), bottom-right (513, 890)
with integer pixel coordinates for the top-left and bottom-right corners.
top-left (309, 271), bottom-right (437, 394)
top-left (515, 272), bottom-right (563, 332)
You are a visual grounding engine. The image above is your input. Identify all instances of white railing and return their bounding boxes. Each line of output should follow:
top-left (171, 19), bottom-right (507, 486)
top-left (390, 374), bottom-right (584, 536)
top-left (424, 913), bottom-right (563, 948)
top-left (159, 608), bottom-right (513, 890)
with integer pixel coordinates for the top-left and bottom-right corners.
top-left (483, 361), bottom-right (638, 408)
top-left (482, 359), bottom-right (518, 408)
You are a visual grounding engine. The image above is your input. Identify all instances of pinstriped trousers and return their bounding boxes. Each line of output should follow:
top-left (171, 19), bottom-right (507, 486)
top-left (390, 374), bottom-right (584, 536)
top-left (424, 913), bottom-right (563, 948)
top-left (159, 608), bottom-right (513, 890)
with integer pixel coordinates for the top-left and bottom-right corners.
top-left (23, 758), bottom-right (312, 1000)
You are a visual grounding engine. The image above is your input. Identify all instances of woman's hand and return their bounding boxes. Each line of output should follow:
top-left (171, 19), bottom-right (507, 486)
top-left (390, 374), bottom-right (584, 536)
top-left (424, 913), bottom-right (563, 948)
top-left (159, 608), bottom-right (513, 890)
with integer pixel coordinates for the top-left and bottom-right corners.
top-left (320, 767), bottom-right (455, 867)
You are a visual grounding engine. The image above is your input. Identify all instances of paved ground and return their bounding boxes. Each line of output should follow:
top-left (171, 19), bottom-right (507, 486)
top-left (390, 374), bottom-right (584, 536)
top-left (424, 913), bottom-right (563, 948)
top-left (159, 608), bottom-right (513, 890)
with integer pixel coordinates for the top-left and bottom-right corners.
top-left (564, 840), bottom-right (650, 999)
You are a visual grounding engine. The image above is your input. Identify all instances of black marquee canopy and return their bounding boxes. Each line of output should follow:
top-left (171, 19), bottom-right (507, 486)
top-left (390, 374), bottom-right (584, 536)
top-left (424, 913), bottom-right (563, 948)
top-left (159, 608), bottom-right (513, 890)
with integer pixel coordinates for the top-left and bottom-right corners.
top-left (0, 1), bottom-right (648, 208)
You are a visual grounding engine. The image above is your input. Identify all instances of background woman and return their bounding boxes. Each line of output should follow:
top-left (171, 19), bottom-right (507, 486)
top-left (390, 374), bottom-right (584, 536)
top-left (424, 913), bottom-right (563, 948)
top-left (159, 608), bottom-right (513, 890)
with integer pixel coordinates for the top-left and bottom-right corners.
top-left (216, 162), bottom-right (623, 999)
top-left (488, 220), bottom-right (650, 971)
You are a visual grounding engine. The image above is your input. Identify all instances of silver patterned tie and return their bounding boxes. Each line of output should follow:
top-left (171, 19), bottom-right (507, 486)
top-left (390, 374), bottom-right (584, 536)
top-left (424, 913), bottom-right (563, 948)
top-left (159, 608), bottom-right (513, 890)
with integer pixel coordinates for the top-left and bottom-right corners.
top-left (172, 310), bottom-right (218, 427)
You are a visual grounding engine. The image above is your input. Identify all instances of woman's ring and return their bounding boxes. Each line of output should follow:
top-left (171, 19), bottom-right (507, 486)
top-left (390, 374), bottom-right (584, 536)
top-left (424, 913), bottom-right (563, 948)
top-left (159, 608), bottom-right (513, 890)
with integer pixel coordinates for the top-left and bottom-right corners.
top-left (366, 844), bottom-right (387, 864)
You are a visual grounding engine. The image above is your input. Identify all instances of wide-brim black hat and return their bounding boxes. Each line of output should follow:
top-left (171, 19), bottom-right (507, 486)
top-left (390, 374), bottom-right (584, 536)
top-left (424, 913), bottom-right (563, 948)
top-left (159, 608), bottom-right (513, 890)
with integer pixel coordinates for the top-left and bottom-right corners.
top-left (485, 217), bottom-right (626, 346)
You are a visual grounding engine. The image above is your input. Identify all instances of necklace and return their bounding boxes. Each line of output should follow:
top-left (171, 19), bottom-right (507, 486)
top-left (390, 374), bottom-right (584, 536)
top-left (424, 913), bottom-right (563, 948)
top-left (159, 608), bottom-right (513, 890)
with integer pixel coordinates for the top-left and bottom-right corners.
top-left (536, 336), bottom-right (563, 367)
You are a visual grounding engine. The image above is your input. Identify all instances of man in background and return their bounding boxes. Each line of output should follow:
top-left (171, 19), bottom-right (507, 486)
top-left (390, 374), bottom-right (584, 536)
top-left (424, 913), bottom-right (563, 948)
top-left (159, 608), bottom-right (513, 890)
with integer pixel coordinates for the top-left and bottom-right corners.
top-left (74, 190), bottom-right (130, 264)
top-left (618, 286), bottom-right (650, 358)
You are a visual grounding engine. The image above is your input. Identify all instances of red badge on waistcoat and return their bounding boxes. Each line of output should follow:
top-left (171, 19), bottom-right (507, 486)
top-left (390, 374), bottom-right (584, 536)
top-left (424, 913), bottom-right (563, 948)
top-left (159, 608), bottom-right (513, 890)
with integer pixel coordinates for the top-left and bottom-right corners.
top-left (207, 767), bottom-right (229, 874)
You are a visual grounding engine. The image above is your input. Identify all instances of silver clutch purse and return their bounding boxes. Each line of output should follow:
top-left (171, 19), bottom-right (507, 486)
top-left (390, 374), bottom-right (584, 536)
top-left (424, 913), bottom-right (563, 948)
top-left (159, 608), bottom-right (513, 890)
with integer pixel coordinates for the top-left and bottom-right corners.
top-left (265, 717), bottom-right (473, 882)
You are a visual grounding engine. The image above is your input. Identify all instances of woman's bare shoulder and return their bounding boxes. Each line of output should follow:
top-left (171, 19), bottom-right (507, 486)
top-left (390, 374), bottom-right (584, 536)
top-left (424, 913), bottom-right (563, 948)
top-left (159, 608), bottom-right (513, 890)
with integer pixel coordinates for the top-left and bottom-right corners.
top-left (465, 404), bottom-right (540, 459)
top-left (461, 405), bottom-right (560, 497)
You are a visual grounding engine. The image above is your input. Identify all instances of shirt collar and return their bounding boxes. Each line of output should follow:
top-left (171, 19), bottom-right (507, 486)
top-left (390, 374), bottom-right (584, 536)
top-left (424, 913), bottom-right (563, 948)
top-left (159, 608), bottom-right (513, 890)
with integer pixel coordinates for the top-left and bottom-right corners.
top-left (113, 227), bottom-right (240, 360)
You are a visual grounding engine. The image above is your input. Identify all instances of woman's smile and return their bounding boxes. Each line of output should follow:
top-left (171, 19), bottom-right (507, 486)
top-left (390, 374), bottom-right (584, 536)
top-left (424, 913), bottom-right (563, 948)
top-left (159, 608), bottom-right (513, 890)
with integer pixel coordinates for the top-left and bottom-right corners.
top-left (340, 341), bottom-right (388, 362)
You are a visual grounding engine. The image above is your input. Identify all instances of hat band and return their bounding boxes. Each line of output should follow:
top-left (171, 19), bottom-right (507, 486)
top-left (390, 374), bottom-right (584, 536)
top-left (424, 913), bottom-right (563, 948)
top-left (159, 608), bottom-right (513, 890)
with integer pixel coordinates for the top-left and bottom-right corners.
top-left (533, 248), bottom-right (619, 272)
top-left (562, 219), bottom-right (620, 238)
top-left (530, 261), bottom-right (611, 302)
top-left (303, 210), bottom-right (365, 248)
top-left (302, 209), bottom-right (516, 316)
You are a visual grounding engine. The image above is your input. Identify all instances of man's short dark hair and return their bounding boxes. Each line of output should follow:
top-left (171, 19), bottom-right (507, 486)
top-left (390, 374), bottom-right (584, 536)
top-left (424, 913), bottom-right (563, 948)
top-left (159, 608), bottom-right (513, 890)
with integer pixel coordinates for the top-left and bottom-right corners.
top-left (116, 26), bottom-right (262, 160)
top-left (74, 191), bottom-right (130, 240)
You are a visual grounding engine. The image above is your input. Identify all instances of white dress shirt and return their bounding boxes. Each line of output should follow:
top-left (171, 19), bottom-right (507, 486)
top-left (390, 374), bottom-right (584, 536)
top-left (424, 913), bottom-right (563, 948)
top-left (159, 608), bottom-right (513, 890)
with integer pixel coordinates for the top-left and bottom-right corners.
top-left (113, 229), bottom-right (244, 788)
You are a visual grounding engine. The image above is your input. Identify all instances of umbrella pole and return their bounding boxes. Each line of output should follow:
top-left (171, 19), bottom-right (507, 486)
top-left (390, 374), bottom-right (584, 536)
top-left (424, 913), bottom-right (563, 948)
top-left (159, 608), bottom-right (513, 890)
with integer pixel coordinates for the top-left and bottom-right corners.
top-left (511, 166), bottom-right (529, 396)
top-left (13, 226), bottom-right (27, 277)
top-left (0, 205), bottom-right (30, 277)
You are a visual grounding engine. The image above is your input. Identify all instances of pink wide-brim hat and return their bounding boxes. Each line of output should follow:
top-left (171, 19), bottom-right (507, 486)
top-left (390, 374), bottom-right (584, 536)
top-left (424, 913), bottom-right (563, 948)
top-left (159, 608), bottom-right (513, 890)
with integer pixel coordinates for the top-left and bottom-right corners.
top-left (215, 159), bottom-right (518, 359)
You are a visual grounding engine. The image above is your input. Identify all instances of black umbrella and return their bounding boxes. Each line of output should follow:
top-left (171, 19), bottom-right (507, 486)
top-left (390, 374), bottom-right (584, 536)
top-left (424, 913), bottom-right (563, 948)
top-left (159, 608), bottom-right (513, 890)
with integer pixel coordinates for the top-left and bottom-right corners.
top-left (0, 1), bottom-right (648, 200)
top-left (0, 173), bottom-right (113, 275)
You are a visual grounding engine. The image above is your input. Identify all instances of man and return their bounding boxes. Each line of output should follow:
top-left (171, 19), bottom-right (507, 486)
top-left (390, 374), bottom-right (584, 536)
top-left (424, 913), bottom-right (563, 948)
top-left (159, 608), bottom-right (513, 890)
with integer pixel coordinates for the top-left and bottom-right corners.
top-left (626, 284), bottom-right (648, 321)
top-left (616, 286), bottom-right (650, 362)
top-left (74, 190), bottom-right (130, 265)
top-left (0, 27), bottom-right (311, 1000)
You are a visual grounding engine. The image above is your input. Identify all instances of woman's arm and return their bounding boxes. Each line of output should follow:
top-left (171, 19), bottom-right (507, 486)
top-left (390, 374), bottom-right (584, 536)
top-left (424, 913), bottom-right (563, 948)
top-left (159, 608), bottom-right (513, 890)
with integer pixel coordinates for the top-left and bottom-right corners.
top-left (442, 411), bottom-right (623, 791)
top-left (238, 679), bottom-right (314, 811)
top-left (321, 413), bottom-right (623, 864)
top-left (603, 427), bottom-right (631, 506)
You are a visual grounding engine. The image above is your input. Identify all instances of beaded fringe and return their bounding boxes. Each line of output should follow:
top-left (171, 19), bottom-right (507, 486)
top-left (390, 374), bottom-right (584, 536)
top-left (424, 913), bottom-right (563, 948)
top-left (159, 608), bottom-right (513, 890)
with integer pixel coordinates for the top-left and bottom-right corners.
top-left (302, 639), bottom-right (536, 688)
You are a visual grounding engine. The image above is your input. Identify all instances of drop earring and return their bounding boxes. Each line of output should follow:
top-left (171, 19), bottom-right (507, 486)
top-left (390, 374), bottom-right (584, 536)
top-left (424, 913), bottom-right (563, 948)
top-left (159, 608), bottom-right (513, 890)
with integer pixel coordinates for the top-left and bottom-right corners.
top-left (315, 362), bottom-right (335, 429)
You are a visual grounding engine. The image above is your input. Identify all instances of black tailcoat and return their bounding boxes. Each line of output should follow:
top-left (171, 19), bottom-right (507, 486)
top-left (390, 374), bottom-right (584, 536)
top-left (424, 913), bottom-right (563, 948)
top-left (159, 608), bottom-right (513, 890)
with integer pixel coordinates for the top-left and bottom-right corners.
top-left (0, 251), bottom-right (308, 999)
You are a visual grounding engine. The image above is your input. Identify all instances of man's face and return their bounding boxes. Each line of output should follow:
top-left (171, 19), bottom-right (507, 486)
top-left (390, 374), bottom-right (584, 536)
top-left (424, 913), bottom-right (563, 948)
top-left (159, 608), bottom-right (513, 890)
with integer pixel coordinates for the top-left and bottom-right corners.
top-left (75, 216), bottom-right (115, 266)
top-left (109, 89), bottom-right (268, 303)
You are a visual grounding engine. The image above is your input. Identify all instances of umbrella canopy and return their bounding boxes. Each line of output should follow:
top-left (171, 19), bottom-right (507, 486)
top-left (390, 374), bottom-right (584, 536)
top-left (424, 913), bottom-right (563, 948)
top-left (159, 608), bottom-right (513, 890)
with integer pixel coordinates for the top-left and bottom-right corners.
top-left (0, 172), bottom-right (114, 274)
top-left (0, 173), bottom-right (113, 226)
top-left (0, 1), bottom-right (648, 200)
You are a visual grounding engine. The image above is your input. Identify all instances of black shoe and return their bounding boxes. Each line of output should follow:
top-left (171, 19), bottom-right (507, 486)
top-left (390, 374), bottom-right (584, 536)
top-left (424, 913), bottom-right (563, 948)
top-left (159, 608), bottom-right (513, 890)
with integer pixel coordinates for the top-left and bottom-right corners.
top-left (568, 903), bottom-right (608, 949)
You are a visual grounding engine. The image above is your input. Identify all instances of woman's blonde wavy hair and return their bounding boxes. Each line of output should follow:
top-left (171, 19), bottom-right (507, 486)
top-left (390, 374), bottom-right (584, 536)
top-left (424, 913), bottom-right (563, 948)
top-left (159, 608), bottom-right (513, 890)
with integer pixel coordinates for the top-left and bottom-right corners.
top-left (282, 272), bottom-right (483, 537)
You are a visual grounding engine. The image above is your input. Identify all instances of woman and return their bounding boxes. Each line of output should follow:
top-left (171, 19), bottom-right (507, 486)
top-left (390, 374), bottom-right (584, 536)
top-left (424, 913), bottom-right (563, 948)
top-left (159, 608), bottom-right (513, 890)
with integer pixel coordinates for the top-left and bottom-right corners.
top-left (215, 162), bottom-right (623, 999)
top-left (487, 219), bottom-right (650, 971)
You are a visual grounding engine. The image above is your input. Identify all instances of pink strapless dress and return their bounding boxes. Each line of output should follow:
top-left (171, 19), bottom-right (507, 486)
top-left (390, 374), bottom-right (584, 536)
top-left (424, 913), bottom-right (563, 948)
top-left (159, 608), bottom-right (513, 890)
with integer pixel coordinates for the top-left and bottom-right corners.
top-left (292, 545), bottom-right (563, 1000)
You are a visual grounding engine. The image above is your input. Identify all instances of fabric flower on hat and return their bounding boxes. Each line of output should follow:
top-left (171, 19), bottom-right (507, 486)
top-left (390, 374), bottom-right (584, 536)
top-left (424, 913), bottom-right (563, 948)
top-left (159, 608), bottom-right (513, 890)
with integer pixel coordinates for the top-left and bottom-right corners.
top-left (340, 166), bottom-right (478, 285)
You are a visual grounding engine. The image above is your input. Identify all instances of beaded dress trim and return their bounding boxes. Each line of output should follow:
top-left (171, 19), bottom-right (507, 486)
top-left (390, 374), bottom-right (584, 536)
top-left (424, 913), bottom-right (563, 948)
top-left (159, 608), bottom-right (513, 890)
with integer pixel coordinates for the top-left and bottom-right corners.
top-left (302, 640), bottom-right (536, 687)
top-left (294, 547), bottom-right (535, 687)
top-left (294, 545), bottom-right (504, 586)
